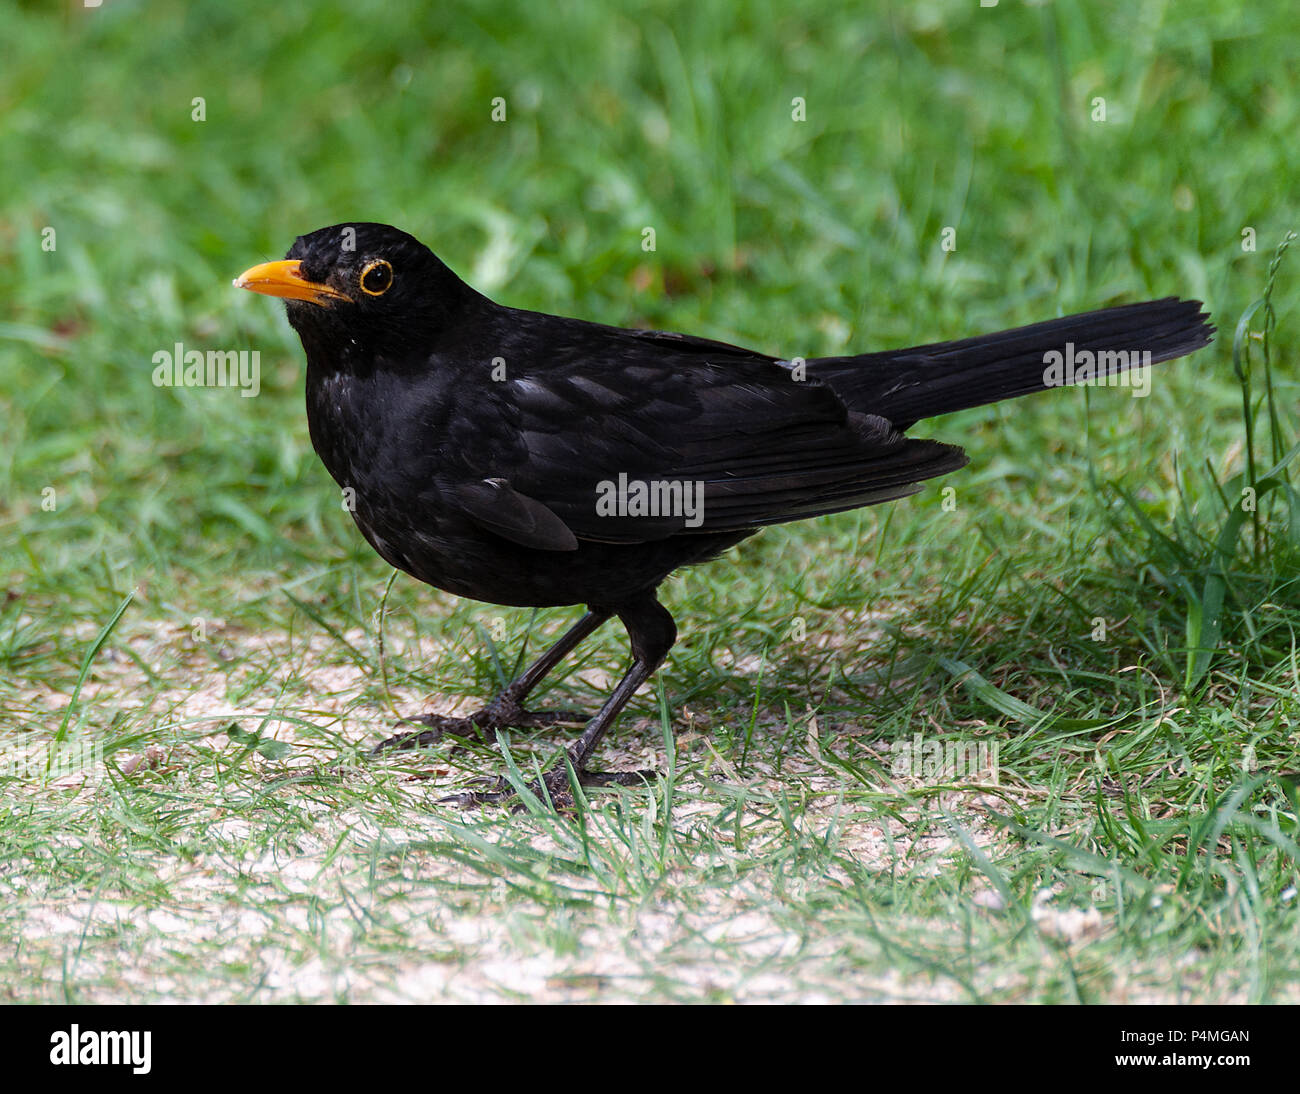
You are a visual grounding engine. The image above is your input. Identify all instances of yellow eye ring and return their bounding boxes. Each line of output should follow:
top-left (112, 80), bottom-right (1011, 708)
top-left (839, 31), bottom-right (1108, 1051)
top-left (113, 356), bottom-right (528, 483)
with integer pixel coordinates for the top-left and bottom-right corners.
top-left (360, 259), bottom-right (393, 296)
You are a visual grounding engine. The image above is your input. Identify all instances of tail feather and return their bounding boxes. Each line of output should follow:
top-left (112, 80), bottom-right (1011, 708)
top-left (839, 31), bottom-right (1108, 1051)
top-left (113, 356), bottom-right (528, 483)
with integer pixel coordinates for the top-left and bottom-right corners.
top-left (813, 298), bottom-right (1214, 429)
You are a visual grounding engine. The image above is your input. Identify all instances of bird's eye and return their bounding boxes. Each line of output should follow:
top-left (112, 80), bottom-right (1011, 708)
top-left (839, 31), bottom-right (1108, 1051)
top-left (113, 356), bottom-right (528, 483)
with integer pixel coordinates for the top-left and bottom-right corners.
top-left (360, 259), bottom-right (393, 296)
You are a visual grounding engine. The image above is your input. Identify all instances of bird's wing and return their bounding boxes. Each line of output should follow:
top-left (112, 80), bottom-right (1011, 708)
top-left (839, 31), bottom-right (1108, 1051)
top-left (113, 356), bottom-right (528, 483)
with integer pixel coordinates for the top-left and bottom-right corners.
top-left (447, 477), bottom-right (579, 551)
top-left (441, 322), bottom-right (966, 548)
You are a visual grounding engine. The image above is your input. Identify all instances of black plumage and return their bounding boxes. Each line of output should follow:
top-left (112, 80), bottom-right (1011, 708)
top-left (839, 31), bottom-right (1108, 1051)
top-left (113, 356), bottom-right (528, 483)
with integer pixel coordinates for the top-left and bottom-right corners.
top-left (235, 222), bottom-right (1214, 805)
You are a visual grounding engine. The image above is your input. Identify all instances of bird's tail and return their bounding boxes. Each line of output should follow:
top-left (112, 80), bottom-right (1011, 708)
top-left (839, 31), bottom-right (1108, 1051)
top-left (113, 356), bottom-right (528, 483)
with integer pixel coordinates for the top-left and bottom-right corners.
top-left (813, 297), bottom-right (1214, 429)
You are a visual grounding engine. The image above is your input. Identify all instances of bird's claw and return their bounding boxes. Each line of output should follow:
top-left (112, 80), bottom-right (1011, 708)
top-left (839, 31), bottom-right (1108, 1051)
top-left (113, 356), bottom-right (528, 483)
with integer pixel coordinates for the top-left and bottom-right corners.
top-left (370, 713), bottom-right (479, 754)
top-left (438, 764), bottom-right (658, 811)
top-left (370, 705), bottom-right (587, 755)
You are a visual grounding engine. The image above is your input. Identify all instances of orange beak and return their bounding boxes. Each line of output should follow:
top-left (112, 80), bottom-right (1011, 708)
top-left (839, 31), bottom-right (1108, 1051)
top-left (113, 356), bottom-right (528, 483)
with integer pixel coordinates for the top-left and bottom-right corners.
top-left (233, 260), bottom-right (348, 306)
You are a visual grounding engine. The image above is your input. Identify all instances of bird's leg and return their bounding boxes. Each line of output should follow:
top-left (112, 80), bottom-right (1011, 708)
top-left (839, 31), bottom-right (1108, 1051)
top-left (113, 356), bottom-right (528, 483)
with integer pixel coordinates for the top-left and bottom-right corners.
top-left (443, 594), bottom-right (676, 808)
top-left (371, 609), bottom-right (611, 753)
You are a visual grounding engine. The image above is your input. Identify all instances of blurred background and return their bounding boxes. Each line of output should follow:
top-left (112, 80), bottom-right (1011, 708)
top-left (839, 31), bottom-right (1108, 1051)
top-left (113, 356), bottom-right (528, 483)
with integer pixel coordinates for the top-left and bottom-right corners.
top-left (4, 0), bottom-right (1293, 612)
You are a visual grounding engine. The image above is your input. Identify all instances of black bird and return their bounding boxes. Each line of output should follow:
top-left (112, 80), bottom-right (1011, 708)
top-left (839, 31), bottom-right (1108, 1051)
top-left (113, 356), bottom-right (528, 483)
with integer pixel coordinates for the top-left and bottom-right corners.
top-left (235, 222), bottom-right (1213, 805)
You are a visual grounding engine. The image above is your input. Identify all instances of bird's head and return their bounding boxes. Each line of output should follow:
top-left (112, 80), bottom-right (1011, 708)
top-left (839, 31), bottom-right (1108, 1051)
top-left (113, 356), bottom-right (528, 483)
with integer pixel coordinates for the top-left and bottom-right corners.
top-left (234, 222), bottom-right (475, 360)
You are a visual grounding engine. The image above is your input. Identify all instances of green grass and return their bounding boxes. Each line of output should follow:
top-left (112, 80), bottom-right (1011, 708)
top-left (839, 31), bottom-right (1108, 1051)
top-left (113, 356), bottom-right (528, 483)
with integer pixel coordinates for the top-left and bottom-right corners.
top-left (1, 0), bottom-right (1298, 1003)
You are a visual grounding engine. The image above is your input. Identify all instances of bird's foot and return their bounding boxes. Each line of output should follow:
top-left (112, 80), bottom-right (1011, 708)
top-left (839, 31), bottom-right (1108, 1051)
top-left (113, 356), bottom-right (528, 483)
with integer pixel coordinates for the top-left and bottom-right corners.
top-left (370, 700), bottom-right (586, 755)
top-left (439, 761), bottom-right (658, 811)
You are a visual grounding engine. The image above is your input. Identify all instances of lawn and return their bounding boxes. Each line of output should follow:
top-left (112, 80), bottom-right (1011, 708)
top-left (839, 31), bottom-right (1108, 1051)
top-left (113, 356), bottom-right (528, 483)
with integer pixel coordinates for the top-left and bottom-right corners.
top-left (1, 0), bottom-right (1297, 1003)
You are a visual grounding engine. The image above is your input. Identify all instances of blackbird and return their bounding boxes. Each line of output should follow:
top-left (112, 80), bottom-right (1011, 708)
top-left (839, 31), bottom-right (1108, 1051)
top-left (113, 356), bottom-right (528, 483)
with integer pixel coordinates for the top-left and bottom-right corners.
top-left (235, 222), bottom-right (1213, 806)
